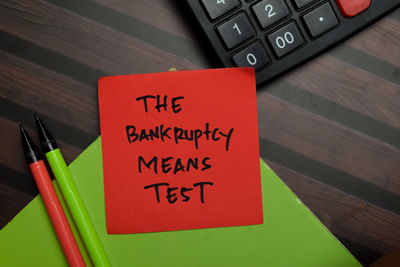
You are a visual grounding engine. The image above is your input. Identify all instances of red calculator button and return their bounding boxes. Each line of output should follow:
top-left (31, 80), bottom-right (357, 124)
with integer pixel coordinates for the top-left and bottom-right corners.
top-left (336, 0), bottom-right (371, 17)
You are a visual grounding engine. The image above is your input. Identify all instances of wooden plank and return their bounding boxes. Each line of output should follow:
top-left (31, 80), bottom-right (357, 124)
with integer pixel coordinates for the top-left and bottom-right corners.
top-left (0, 0), bottom-right (200, 77)
top-left (345, 14), bottom-right (400, 68)
top-left (284, 53), bottom-right (400, 129)
top-left (0, 51), bottom-right (99, 136)
top-left (267, 161), bottom-right (400, 253)
top-left (257, 92), bottom-right (400, 195)
top-left (92, 0), bottom-right (194, 39)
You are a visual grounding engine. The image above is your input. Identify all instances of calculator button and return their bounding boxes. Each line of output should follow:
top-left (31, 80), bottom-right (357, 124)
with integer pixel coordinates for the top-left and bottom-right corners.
top-left (252, 0), bottom-right (290, 29)
top-left (303, 3), bottom-right (339, 38)
top-left (292, 0), bottom-right (314, 9)
top-left (201, 0), bottom-right (240, 20)
top-left (217, 13), bottom-right (255, 49)
top-left (232, 42), bottom-right (270, 70)
top-left (267, 22), bottom-right (304, 57)
top-left (335, 0), bottom-right (371, 17)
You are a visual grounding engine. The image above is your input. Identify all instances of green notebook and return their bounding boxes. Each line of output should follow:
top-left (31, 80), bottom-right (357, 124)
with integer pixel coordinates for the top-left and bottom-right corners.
top-left (0, 137), bottom-right (361, 267)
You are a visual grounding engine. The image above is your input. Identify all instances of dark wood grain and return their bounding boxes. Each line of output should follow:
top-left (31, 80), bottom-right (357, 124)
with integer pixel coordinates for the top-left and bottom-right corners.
top-left (257, 91), bottom-right (400, 194)
top-left (93, 0), bottom-right (195, 39)
top-left (285, 53), bottom-right (400, 129)
top-left (345, 17), bottom-right (400, 68)
top-left (0, 0), bottom-right (202, 75)
top-left (1, 0), bottom-right (399, 264)
top-left (0, 51), bottom-right (98, 135)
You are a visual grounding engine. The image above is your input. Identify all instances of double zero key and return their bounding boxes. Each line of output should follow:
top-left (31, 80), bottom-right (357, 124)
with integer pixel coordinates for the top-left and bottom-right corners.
top-left (267, 22), bottom-right (304, 57)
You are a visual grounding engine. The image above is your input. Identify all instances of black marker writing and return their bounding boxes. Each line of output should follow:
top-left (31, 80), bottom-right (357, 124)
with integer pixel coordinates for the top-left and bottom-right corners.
top-left (193, 182), bottom-right (214, 203)
top-left (138, 156), bottom-right (212, 174)
top-left (143, 183), bottom-right (168, 203)
top-left (143, 182), bottom-right (214, 204)
top-left (136, 95), bottom-right (184, 113)
top-left (126, 123), bottom-right (234, 151)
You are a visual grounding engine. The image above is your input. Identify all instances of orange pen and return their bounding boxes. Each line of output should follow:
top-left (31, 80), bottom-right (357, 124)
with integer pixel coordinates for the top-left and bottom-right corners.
top-left (19, 123), bottom-right (86, 267)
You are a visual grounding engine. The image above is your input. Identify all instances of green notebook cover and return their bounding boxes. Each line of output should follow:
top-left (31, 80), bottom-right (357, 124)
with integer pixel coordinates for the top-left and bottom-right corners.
top-left (0, 137), bottom-right (361, 267)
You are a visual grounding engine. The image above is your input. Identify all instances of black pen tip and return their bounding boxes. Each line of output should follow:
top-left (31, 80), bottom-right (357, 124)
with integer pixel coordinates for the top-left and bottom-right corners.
top-left (34, 113), bottom-right (58, 153)
top-left (19, 123), bottom-right (40, 164)
top-left (19, 123), bottom-right (25, 134)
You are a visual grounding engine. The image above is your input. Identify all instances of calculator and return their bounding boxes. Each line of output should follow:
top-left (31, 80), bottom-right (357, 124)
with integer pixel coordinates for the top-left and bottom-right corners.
top-left (186, 0), bottom-right (400, 85)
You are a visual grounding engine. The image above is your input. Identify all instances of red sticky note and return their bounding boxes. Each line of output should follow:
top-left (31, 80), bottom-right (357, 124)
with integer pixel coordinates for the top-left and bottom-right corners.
top-left (98, 68), bottom-right (263, 234)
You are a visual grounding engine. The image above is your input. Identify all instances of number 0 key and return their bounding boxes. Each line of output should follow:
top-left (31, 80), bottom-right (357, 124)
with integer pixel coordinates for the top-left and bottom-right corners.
top-left (232, 42), bottom-right (270, 70)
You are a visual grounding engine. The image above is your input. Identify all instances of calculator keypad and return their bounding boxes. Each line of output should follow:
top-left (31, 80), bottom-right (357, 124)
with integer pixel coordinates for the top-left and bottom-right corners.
top-left (252, 0), bottom-right (290, 28)
top-left (212, 0), bottom-right (343, 70)
top-left (303, 3), bottom-right (338, 38)
top-left (217, 13), bottom-right (255, 49)
top-left (267, 22), bottom-right (304, 57)
top-left (232, 42), bottom-right (270, 69)
top-left (202, 0), bottom-right (240, 19)
top-left (187, 0), bottom-right (400, 84)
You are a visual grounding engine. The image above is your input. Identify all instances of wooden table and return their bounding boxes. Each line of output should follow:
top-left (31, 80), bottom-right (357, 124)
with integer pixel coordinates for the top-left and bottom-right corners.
top-left (1, 1), bottom-right (399, 265)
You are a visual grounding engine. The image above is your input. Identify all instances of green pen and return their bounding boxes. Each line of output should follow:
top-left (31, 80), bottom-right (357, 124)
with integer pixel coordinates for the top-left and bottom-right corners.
top-left (35, 114), bottom-right (110, 267)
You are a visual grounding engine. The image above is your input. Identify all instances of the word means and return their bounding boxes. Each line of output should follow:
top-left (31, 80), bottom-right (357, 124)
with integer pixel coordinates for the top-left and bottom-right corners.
top-left (138, 156), bottom-right (211, 174)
